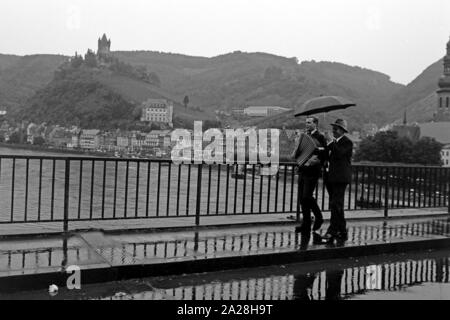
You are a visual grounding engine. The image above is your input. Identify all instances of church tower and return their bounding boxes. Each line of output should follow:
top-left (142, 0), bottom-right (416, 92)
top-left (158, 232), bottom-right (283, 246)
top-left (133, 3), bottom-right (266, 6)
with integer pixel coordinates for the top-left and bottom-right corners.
top-left (436, 36), bottom-right (450, 122)
top-left (97, 34), bottom-right (111, 57)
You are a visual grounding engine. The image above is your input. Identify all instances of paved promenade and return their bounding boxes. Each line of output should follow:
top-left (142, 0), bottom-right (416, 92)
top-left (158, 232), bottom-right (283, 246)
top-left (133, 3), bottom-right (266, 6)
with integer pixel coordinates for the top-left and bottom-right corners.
top-left (0, 209), bottom-right (449, 293)
top-left (0, 207), bottom-right (447, 237)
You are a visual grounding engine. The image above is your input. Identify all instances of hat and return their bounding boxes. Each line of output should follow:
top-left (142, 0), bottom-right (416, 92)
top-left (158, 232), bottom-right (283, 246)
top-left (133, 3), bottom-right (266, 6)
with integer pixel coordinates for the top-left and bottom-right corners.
top-left (330, 119), bottom-right (348, 133)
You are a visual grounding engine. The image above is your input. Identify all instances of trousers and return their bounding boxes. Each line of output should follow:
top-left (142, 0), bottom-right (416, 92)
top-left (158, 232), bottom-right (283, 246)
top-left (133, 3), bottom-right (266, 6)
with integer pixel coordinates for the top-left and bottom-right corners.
top-left (298, 173), bottom-right (323, 225)
top-left (326, 182), bottom-right (348, 234)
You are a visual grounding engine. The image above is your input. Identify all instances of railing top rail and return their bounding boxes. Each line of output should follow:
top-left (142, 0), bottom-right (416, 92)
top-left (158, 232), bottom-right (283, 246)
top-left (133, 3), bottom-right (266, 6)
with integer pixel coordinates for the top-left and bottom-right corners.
top-left (0, 154), bottom-right (448, 170)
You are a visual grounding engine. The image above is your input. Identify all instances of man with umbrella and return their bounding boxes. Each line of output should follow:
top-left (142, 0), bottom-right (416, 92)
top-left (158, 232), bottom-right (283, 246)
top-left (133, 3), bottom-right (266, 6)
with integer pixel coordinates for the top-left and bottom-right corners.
top-left (293, 116), bottom-right (327, 233)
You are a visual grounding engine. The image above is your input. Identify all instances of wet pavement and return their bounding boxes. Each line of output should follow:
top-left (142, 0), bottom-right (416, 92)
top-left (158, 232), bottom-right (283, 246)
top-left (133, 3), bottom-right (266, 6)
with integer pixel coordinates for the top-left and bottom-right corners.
top-left (1, 216), bottom-right (450, 294)
top-left (4, 249), bottom-right (450, 300)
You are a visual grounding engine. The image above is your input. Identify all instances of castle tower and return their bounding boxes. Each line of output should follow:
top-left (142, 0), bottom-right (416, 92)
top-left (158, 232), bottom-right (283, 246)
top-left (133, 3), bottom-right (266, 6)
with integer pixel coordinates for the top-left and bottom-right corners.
top-left (97, 34), bottom-right (111, 57)
top-left (436, 36), bottom-right (450, 122)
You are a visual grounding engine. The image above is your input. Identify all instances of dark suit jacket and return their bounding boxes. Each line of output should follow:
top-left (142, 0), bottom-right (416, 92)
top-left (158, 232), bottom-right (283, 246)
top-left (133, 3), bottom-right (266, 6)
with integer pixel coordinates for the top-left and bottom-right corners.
top-left (325, 135), bottom-right (353, 184)
top-left (311, 130), bottom-right (328, 163)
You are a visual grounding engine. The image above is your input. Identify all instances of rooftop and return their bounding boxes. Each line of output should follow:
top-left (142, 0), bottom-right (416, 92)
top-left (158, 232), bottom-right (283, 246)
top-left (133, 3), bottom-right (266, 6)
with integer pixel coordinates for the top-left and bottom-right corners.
top-left (81, 129), bottom-right (101, 135)
top-left (418, 122), bottom-right (450, 144)
top-left (142, 99), bottom-right (172, 108)
top-left (245, 106), bottom-right (291, 112)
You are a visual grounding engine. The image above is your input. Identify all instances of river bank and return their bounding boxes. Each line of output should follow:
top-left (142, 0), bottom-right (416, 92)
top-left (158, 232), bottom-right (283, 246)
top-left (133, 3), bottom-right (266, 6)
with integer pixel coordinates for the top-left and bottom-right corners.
top-left (0, 143), bottom-right (108, 157)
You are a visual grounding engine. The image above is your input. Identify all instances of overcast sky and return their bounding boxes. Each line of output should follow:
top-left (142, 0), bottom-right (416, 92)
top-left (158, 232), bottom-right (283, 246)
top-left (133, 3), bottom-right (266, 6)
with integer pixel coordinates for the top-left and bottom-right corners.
top-left (0, 0), bottom-right (449, 84)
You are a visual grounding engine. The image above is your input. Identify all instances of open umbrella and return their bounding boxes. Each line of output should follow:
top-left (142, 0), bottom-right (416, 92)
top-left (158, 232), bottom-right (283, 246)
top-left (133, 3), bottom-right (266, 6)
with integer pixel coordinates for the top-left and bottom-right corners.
top-left (294, 96), bottom-right (356, 117)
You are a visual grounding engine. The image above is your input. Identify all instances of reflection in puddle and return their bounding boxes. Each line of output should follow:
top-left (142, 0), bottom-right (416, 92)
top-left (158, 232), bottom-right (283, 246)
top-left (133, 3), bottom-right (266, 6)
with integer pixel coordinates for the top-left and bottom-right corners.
top-left (96, 251), bottom-right (450, 300)
top-left (3, 250), bottom-right (450, 300)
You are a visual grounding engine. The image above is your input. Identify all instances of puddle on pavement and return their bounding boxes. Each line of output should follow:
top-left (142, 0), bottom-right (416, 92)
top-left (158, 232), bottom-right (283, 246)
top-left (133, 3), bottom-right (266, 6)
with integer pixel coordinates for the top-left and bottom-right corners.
top-left (2, 249), bottom-right (450, 300)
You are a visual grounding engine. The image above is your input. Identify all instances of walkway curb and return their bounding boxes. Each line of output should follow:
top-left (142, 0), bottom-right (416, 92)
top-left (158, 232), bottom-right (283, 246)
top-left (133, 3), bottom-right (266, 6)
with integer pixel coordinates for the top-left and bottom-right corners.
top-left (2, 236), bottom-right (450, 293)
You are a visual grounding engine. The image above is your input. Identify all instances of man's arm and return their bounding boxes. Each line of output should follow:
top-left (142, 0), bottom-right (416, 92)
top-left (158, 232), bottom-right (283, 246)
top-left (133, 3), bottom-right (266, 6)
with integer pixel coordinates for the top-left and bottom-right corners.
top-left (329, 138), bottom-right (353, 160)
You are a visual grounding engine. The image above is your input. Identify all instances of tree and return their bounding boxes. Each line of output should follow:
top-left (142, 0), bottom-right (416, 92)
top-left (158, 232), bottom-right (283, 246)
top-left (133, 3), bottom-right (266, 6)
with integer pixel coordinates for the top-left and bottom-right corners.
top-left (8, 132), bottom-right (21, 144)
top-left (354, 131), bottom-right (442, 165)
top-left (71, 54), bottom-right (84, 69)
top-left (410, 137), bottom-right (443, 165)
top-left (132, 106), bottom-right (142, 121)
top-left (183, 95), bottom-right (190, 109)
top-left (84, 49), bottom-right (97, 68)
top-left (33, 136), bottom-right (46, 146)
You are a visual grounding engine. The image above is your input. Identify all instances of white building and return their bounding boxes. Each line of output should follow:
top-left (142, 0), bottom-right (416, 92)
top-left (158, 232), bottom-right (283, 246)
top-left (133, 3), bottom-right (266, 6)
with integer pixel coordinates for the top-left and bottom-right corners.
top-left (144, 130), bottom-right (172, 148)
top-left (140, 99), bottom-right (174, 126)
top-left (243, 106), bottom-right (291, 117)
top-left (80, 129), bottom-right (100, 150)
top-left (442, 144), bottom-right (450, 167)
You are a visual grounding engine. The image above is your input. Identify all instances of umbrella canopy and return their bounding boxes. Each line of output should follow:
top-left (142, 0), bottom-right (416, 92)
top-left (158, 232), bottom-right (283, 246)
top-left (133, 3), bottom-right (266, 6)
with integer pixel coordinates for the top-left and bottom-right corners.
top-left (294, 96), bottom-right (356, 117)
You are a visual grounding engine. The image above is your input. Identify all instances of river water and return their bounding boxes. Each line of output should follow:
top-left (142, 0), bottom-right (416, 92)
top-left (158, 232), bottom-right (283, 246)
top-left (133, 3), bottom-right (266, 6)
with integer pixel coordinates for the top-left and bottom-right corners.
top-left (0, 147), bottom-right (312, 222)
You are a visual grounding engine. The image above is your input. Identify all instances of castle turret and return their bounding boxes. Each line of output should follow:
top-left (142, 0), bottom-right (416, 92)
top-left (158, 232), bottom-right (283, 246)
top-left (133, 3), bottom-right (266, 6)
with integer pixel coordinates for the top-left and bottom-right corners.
top-left (97, 34), bottom-right (111, 57)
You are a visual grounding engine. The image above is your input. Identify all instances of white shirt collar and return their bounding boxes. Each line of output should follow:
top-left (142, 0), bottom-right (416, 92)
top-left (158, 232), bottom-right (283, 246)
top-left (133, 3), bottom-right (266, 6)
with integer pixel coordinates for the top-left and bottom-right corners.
top-left (336, 135), bottom-right (345, 143)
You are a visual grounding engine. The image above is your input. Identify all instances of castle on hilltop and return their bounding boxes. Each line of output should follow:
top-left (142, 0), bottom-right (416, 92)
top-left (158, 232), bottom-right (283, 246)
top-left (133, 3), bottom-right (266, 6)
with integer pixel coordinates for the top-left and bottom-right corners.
top-left (97, 34), bottom-right (111, 57)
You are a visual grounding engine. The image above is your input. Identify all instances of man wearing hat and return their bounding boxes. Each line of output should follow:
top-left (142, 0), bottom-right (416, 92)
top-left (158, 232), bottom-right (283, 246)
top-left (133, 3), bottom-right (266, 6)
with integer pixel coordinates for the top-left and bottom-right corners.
top-left (323, 119), bottom-right (353, 241)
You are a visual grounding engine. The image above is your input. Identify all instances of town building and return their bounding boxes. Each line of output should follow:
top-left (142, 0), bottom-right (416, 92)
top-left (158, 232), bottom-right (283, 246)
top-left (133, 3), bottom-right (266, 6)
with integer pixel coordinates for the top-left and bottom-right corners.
top-left (144, 130), bottom-right (172, 148)
top-left (48, 127), bottom-right (72, 148)
top-left (130, 132), bottom-right (146, 150)
top-left (99, 132), bottom-right (117, 151)
top-left (362, 123), bottom-right (379, 138)
top-left (80, 129), bottom-right (101, 150)
top-left (418, 120), bottom-right (450, 145)
top-left (140, 99), bottom-right (174, 126)
top-left (392, 112), bottom-right (421, 141)
top-left (117, 132), bottom-right (132, 151)
top-left (442, 144), bottom-right (450, 167)
top-left (243, 106), bottom-right (291, 117)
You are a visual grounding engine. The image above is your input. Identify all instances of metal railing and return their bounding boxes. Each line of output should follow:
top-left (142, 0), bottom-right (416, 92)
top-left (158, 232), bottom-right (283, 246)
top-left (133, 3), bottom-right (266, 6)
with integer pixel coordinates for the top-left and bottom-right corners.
top-left (0, 155), bottom-right (448, 232)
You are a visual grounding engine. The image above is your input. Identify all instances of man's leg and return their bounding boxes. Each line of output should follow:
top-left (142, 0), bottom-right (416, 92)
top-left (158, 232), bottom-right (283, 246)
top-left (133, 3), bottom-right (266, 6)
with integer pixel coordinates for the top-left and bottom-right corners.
top-left (326, 183), bottom-right (338, 236)
top-left (334, 183), bottom-right (348, 236)
top-left (308, 175), bottom-right (323, 231)
top-left (297, 176), bottom-right (312, 232)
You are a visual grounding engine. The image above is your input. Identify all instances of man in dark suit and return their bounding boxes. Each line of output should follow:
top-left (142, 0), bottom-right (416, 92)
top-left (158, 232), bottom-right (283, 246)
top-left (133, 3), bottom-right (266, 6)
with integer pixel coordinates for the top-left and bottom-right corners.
top-left (294, 116), bottom-right (327, 233)
top-left (323, 119), bottom-right (353, 241)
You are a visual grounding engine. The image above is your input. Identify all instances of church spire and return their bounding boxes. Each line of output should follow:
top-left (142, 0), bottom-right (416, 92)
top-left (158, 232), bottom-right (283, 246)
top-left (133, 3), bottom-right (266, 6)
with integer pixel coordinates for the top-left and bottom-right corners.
top-left (435, 35), bottom-right (450, 122)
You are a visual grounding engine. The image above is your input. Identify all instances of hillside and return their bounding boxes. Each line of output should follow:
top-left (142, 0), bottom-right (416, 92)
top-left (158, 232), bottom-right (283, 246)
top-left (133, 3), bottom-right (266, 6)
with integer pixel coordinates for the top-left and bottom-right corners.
top-left (113, 51), bottom-right (404, 129)
top-left (16, 58), bottom-right (214, 129)
top-left (385, 59), bottom-right (443, 122)
top-left (2, 49), bottom-right (408, 129)
top-left (0, 54), bottom-right (68, 111)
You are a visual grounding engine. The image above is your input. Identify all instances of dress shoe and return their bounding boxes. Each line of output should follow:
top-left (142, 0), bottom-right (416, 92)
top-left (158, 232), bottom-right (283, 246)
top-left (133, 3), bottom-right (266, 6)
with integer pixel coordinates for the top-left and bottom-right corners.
top-left (312, 232), bottom-right (324, 244)
top-left (295, 223), bottom-right (311, 234)
top-left (336, 231), bottom-right (348, 241)
top-left (322, 232), bottom-right (338, 242)
top-left (312, 217), bottom-right (324, 231)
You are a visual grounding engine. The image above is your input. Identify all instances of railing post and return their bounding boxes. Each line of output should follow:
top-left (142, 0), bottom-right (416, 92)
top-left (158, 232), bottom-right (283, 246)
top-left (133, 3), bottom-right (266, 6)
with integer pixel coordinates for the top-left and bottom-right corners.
top-left (296, 168), bottom-right (301, 223)
top-left (384, 166), bottom-right (389, 219)
top-left (195, 163), bottom-right (203, 226)
top-left (63, 158), bottom-right (70, 233)
top-left (448, 168), bottom-right (450, 214)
